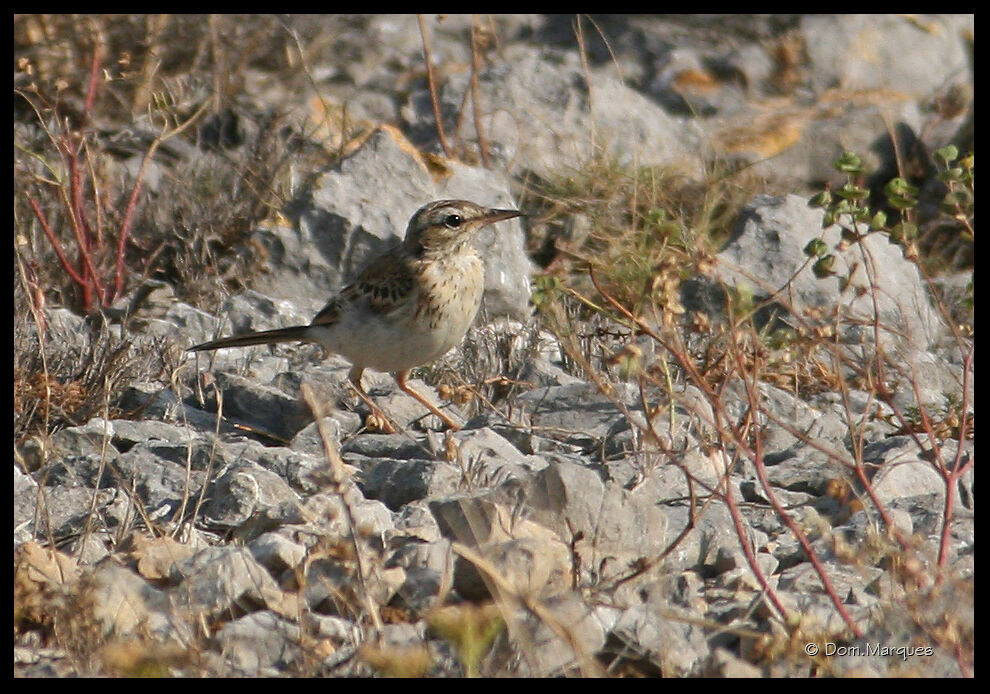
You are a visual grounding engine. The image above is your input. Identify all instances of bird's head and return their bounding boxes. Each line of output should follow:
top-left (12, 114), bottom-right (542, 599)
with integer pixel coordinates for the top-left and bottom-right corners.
top-left (403, 199), bottom-right (523, 256)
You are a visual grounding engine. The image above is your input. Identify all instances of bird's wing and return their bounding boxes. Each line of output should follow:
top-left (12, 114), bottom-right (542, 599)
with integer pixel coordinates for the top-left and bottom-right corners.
top-left (310, 250), bottom-right (416, 327)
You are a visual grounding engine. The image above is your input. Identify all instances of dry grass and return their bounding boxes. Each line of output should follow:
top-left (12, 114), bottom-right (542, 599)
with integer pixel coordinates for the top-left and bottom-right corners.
top-left (13, 14), bottom-right (974, 678)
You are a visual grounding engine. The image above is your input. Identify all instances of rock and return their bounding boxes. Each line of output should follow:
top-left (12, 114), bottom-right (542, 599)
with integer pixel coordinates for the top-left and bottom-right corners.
top-left (83, 560), bottom-right (178, 640)
top-left (214, 610), bottom-right (301, 674)
top-left (516, 382), bottom-right (641, 451)
top-left (169, 545), bottom-right (297, 618)
top-left (524, 461), bottom-right (669, 584)
top-left (610, 604), bottom-right (711, 677)
top-left (430, 494), bottom-right (572, 600)
top-left (412, 44), bottom-right (702, 179)
top-left (711, 194), bottom-right (944, 351)
top-left (357, 457), bottom-right (460, 510)
top-left (489, 594), bottom-right (607, 677)
top-left (801, 15), bottom-right (971, 97)
top-left (248, 532), bottom-right (307, 576)
top-left (200, 462), bottom-right (301, 528)
top-left (252, 128), bottom-right (532, 320)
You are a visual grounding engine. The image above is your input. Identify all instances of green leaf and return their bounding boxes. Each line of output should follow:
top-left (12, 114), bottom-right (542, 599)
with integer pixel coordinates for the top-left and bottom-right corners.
top-left (804, 238), bottom-right (828, 257)
top-left (835, 183), bottom-right (869, 201)
top-left (884, 177), bottom-right (919, 210)
top-left (834, 151), bottom-right (864, 174)
top-left (808, 190), bottom-right (833, 208)
top-left (813, 255), bottom-right (836, 278)
top-left (833, 199), bottom-right (855, 214)
top-left (940, 189), bottom-right (973, 215)
top-left (935, 144), bottom-right (959, 163)
top-left (890, 222), bottom-right (918, 243)
top-left (885, 177), bottom-right (919, 197)
top-left (853, 207), bottom-right (873, 223)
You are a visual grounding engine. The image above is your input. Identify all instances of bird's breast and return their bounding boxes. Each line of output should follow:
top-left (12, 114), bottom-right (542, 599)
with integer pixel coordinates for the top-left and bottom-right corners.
top-left (317, 250), bottom-right (487, 373)
top-left (413, 251), bottom-right (486, 345)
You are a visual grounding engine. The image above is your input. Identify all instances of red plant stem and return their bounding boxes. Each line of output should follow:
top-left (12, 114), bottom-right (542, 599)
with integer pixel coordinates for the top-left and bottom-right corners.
top-left (111, 98), bottom-right (210, 301)
top-left (732, 344), bottom-right (864, 638)
top-left (114, 178), bottom-right (143, 299)
top-left (82, 47), bottom-right (102, 129)
top-left (67, 149), bottom-right (95, 251)
top-left (588, 267), bottom-right (863, 637)
top-left (874, 344), bottom-right (973, 575)
top-left (65, 148), bottom-right (106, 306)
top-left (722, 457), bottom-right (793, 622)
top-left (27, 195), bottom-right (87, 287)
top-left (752, 431), bottom-right (864, 637)
top-left (937, 347), bottom-right (974, 572)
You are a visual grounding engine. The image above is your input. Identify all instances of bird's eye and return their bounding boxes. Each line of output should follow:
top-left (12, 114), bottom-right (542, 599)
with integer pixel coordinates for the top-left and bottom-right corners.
top-left (443, 214), bottom-right (462, 229)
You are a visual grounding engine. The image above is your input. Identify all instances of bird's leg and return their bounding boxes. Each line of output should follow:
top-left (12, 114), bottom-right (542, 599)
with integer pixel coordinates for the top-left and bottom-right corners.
top-left (395, 370), bottom-right (462, 431)
top-left (348, 366), bottom-right (397, 434)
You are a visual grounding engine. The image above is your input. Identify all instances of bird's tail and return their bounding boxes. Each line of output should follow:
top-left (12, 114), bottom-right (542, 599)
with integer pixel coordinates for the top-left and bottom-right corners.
top-left (187, 325), bottom-right (312, 352)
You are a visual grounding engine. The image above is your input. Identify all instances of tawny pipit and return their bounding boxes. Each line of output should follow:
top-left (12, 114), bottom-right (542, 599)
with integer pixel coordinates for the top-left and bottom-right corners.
top-left (188, 199), bottom-right (523, 432)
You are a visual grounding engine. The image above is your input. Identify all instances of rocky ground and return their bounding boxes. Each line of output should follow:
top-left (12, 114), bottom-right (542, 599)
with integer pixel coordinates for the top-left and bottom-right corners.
top-left (14, 15), bottom-right (973, 677)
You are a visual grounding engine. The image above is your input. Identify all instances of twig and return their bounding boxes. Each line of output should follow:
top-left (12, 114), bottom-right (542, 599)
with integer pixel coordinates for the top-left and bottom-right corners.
top-left (469, 16), bottom-right (492, 168)
top-left (417, 14), bottom-right (453, 159)
top-left (302, 383), bottom-right (384, 634)
top-left (114, 99), bottom-right (210, 299)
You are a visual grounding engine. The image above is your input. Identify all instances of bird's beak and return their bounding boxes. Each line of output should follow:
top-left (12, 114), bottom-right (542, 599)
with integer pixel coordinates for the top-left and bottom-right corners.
top-left (482, 208), bottom-right (525, 224)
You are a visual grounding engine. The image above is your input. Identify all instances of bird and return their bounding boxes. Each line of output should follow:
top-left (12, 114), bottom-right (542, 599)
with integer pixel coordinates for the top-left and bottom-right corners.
top-left (188, 199), bottom-right (524, 433)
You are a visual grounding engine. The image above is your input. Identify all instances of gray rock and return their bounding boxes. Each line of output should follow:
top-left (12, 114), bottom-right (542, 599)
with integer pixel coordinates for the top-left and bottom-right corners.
top-left (516, 382), bottom-right (641, 451)
top-left (45, 418), bottom-right (118, 462)
top-left (300, 489), bottom-right (396, 541)
top-left (200, 462), bottom-right (301, 528)
top-left (15, 481), bottom-right (127, 544)
top-left (415, 44), bottom-right (702, 179)
top-left (358, 457), bottom-right (461, 510)
top-left (215, 610), bottom-right (301, 674)
top-left (864, 436), bottom-right (966, 510)
top-left (777, 561), bottom-right (883, 598)
top-left (197, 371), bottom-right (314, 442)
top-left (524, 461), bottom-right (668, 584)
top-left (161, 301), bottom-right (222, 346)
top-left (105, 418), bottom-right (209, 448)
top-left (169, 545), bottom-right (293, 618)
top-left (64, 531), bottom-right (114, 565)
top-left (712, 194), bottom-right (944, 351)
top-left (762, 448), bottom-right (842, 496)
top-left (611, 604), bottom-right (711, 677)
top-left (83, 560), bottom-right (178, 640)
top-left (341, 432), bottom-right (436, 460)
top-left (302, 553), bottom-right (404, 616)
top-left (801, 15), bottom-right (972, 97)
top-left (448, 426), bottom-right (548, 485)
top-left (221, 437), bottom-right (338, 494)
top-left (290, 413), bottom-right (363, 457)
top-left (111, 444), bottom-right (210, 514)
top-left (13, 466), bottom-right (38, 545)
top-left (252, 128), bottom-right (532, 320)
top-left (116, 383), bottom-right (210, 431)
top-left (210, 289), bottom-right (312, 337)
top-left (490, 594), bottom-right (607, 677)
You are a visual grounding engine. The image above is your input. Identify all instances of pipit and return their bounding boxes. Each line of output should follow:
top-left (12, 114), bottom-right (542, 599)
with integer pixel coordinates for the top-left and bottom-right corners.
top-left (188, 199), bottom-right (523, 432)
